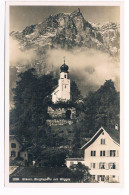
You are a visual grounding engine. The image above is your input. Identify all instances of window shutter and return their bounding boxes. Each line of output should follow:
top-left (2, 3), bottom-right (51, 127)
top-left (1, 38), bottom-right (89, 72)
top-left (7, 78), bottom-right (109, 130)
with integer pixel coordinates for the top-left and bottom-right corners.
top-left (116, 163), bottom-right (119, 170)
top-left (96, 163), bottom-right (99, 169)
top-left (106, 163), bottom-right (109, 170)
top-left (116, 150), bottom-right (119, 157)
top-left (106, 150), bottom-right (110, 157)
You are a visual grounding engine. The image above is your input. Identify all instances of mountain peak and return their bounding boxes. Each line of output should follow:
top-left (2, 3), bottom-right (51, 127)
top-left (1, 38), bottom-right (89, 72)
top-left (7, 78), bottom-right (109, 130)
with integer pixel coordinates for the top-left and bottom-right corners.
top-left (70, 8), bottom-right (83, 17)
top-left (10, 9), bottom-right (120, 57)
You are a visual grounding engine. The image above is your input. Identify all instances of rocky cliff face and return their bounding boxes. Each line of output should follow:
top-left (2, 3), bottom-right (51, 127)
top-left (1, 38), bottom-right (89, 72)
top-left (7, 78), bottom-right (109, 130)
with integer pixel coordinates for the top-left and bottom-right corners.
top-left (10, 9), bottom-right (120, 60)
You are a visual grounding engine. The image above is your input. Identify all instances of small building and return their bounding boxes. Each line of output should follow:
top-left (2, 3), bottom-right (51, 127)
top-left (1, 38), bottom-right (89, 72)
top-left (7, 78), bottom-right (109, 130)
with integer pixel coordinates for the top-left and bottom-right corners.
top-left (66, 127), bottom-right (120, 183)
top-left (51, 60), bottom-right (70, 103)
top-left (9, 135), bottom-right (28, 162)
top-left (47, 60), bottom-right (77, 126)
top-left (66, 158), bottom-right (84, 168)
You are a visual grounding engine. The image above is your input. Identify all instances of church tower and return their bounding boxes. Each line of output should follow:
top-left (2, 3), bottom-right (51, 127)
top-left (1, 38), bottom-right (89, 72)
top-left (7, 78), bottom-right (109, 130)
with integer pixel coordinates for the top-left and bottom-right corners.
top-left (52, 60), bottom-right (70, 103)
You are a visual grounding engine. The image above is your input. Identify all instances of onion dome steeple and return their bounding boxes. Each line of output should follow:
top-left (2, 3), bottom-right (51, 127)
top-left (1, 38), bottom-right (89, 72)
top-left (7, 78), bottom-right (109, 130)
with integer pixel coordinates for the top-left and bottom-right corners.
top-left (60, 58), bottom-right (69, 73)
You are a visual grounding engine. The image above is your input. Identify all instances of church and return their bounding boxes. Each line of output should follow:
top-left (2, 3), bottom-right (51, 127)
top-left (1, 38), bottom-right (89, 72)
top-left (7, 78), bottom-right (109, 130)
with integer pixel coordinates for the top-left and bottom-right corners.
top-left (46, 59), bottom-right (76, 126)
top-left (51, 59), bottom-right (70, 103)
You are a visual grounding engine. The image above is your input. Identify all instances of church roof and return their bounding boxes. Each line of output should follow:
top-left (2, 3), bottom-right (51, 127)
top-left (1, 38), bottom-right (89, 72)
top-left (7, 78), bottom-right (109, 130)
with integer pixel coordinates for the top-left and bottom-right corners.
top-left (60, 61), bottom-right (69, 73)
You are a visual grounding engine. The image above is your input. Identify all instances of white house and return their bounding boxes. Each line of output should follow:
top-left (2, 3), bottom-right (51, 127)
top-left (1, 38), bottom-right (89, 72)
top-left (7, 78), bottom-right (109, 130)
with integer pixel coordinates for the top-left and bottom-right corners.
top-left (66, 127), bottom-right (120, 183)
top-left (52, 60), bottom-right (70, 103)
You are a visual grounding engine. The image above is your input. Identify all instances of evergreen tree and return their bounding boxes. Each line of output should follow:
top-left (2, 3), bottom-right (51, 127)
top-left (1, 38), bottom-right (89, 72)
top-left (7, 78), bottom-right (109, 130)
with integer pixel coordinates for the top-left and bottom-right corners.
top-left (71, 80), bottom-right (81, 102)
top-left (10, 68), bottom-right (58, 145)
top-left (83, 79), bottom-right (120, 135)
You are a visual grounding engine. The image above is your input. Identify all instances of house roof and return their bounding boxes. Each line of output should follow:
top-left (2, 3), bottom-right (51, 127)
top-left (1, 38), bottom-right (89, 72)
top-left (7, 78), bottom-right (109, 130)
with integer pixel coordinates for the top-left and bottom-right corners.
top-left (10, 135), bottom-right (23, 146)
top-left (81, 127), bottom-right (120, 150)
top-left (66, 158), bottom-right (84, 161)
top-left (10, 167), bottom-right (72, 179)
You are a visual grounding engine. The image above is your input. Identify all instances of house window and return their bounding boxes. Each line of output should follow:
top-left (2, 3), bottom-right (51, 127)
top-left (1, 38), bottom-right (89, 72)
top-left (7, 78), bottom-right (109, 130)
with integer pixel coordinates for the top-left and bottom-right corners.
top-left (11, 143), bottom-right (16, 148)
top-left (11, 151), bottom-right (16, 157)
top-left (113, 175), bottom-right (115, 178)
top-left (91, 175), bottom-right (95, 181)
top-left (70, 162), bottom-right (74, 166)
top-left (65, 75), bottom-right (66, 78)
top-left (93, 163), bottom-right (96, 168)
top-left (110, 150), bottom-right (116, 157)
top-left (100, 175), bottom-right (105, 181)
top-left (100, 151), bottom-right (105, 156)
top-left (99, 162), bottom-right (106, 169)
top-left (109, 163), bottom-right (116, 169)
top-left (91, 163), bottom-right (96, 169)
top-left (100, 139), bottom-right (105, 144)
top-left (91, 151), bottom-right (96, 156)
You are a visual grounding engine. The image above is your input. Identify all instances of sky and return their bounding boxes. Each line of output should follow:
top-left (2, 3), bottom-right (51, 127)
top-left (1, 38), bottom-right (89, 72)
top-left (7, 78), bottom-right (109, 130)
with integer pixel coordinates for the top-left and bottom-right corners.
top-left (10, 6), bottom-right (120, 32)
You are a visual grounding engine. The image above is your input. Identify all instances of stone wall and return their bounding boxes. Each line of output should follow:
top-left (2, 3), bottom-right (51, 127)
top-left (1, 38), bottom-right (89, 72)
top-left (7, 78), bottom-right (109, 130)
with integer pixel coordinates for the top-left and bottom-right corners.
top-left (46, 119), bottom-right (74, 126)
top-left (47, 106), bottom-right (76, 119)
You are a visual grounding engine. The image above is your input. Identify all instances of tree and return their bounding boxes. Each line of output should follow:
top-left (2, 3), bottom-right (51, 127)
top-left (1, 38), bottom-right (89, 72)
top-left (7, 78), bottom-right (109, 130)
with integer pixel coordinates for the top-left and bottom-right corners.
top-left (71, 123), bottom-right (81, 157)
top-left (83, 80), bottom-right (120, 136)
top-left (70, 162), bottom-right (91, 182)
top-left (10, 68), bottom-right (58, 145)
top-left (71, 80), bottom-right (81, 102)
top-left (38, 148), bottom-right (67, 167)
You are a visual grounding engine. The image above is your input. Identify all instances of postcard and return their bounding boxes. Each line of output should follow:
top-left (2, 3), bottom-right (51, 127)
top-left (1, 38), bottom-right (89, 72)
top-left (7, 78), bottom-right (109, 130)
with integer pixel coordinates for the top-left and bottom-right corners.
top-left (5, 1), bottom-right (124, 187)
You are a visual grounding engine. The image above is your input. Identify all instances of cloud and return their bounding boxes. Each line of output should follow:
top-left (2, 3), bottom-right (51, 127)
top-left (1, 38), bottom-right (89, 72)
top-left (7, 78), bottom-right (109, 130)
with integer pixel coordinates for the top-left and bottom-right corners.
top-left (46, 48), bottom-right (120, 96)
top-left (9, 37), bottom-right (120, 97)
top-left (10, 37), bottom-right (36, 66)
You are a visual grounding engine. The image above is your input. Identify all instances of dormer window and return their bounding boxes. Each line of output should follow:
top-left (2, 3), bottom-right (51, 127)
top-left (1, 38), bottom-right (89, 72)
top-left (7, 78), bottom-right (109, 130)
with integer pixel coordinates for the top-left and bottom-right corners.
top-left (100, 139), bottom-right (105, 145)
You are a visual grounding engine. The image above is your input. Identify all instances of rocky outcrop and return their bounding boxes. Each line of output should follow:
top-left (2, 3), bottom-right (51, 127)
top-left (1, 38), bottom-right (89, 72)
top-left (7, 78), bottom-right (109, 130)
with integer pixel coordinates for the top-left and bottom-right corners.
top-left (10, 9), bottom-right (120, 57)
